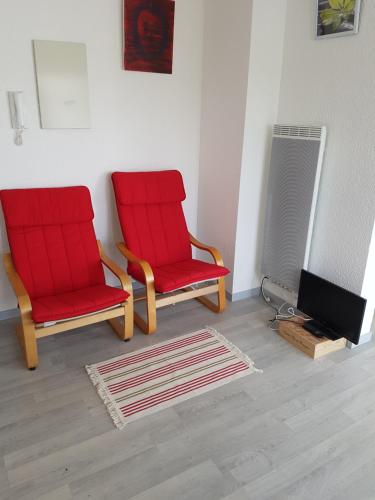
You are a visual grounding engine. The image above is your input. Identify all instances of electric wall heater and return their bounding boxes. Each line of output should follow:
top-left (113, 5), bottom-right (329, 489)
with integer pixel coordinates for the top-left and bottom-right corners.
top-left (261, 125), bottom-right (327, 292)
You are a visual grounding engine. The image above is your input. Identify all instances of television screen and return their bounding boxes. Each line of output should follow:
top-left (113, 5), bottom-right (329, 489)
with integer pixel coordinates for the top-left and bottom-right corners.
top-left (297, 270), bottom-right (367, 345)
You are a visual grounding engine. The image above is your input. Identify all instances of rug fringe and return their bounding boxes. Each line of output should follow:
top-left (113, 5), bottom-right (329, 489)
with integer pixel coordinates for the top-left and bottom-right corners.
top-left (85, 364), bottom-right (126, 430)
top-left (206, 326), bottom-right (263, 373)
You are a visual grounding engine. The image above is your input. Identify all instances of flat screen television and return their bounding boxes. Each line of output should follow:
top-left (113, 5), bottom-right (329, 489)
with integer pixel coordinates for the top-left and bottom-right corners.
top-left (297, 269), bottom-right (367, 345)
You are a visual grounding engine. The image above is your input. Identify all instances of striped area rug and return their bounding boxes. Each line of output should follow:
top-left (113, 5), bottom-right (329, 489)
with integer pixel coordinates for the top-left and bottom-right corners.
top-left (86, 328), bottom-right (260, 429)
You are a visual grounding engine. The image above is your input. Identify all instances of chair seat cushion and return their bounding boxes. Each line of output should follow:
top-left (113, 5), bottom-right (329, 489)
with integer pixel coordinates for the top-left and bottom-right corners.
top-left (31, 285), bottom-right (129, 324)
top-left (130, 259), bottom-right (230, 294)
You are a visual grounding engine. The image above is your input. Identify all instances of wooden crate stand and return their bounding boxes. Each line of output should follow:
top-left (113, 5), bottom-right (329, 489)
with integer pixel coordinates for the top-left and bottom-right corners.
top-left (278, 319), bottom-right (346, 359)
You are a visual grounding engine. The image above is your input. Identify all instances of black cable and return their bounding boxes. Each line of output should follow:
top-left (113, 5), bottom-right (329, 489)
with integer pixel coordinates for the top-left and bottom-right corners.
top-left (261, 276), bottom-right (279, 312)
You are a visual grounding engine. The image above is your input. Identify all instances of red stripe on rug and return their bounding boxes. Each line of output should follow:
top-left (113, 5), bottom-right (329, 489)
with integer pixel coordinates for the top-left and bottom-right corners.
top-left (121, 361), bottom-right (248, 417)
top-left (98, 331), bottom-right (212, 375)
top-left (121, 362), bottom-right (246, 415)
top-left (121, 363), bottom-right (248, 418)
top-left (108, 345), bottom-right (230, 394)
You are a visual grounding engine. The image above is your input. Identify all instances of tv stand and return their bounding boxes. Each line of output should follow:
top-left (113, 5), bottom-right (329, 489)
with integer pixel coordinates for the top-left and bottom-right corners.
top-left (278, 318), bottom-right (346, 359)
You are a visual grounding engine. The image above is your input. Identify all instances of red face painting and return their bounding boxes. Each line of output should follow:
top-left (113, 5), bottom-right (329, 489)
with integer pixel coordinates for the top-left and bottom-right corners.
top-left (124, 0), bottom-right (175, 74)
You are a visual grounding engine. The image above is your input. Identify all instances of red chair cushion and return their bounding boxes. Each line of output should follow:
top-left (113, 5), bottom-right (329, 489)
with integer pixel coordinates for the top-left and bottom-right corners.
top-left (31, 285), bottom-right (129, 324)
top-left (112, 171), bottom-right (192, 273)
top-left (130, 259), bottom-right (230, 293)
top-left (0, 187), bottom-right (105, 299)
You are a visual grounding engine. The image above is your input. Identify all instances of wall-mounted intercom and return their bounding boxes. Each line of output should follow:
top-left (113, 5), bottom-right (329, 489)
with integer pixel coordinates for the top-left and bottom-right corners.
top-left (8, 90), bottom-right (26, 145)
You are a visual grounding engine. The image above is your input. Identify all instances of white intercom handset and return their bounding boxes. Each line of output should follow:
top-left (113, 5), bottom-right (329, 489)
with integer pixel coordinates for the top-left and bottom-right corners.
top-left (8, 91), bottom-right (26, 145)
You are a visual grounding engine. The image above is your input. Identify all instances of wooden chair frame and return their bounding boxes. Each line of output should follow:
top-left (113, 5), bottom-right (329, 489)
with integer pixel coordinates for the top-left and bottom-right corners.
top-left (3, 241), bottom-right (133, 370)
top-left (117, 234), bottom-right (226, 335)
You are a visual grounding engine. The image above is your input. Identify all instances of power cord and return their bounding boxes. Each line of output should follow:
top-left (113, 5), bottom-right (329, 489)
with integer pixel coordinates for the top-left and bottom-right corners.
top-left (261, 276), bottom-right (311, 331)
top-left (261, 276), bottom-right (279, 312)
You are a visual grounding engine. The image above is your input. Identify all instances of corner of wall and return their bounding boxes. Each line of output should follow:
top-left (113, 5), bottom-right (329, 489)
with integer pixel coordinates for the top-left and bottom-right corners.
top-left (231, 0), bottom-right (288, 296)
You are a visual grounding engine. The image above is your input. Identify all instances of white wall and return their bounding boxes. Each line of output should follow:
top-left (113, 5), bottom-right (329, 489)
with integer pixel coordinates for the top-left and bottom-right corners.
top-left (278, 0), bottom-right (375, 294)
top-left (0, 0), bottom-right (204, 312)
top-left (198, 0), bottom-right (287, 297)
top-left (232, 0), bottom-right (287, 295)
top-left (360, 221), bottom-right (375, 338)
top-left (277, 0), bottom-right (375, 335)
top-left (197, 0), bottom-right (252, 292)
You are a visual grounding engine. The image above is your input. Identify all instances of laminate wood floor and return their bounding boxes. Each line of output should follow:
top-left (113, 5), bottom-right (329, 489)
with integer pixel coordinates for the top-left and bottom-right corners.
top-left (1, 297), bottom-right (375, 500)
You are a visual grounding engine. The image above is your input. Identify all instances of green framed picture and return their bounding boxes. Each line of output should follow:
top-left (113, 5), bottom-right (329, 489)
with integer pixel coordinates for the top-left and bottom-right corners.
top-left (317, 0), bottom-right (361, 39)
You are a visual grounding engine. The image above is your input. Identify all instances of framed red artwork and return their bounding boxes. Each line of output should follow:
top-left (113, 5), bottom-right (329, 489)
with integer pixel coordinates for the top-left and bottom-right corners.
top-left (124, 0), bottom-right (175, 74)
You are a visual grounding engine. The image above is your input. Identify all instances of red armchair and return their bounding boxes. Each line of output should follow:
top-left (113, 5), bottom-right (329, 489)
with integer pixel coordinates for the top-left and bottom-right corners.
top-left (112, 170), bottom-right (229, 334)
top-left (1, 186), bottom-right (133, 369)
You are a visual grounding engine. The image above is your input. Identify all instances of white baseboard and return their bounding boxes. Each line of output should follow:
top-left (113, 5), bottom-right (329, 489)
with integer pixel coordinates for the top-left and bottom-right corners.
top-left (226, 288), bottom-right (260, 302)
top-left (0, 308), bottom-right (19, 320)
top-left (347, 331), bottom-right (373, 349)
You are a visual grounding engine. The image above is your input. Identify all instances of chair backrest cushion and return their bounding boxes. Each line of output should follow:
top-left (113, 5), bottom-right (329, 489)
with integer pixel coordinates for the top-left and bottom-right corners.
top-left (0, 186), bottom-right (105, 298)
top-left (112, 171), bottom-right (192, 269)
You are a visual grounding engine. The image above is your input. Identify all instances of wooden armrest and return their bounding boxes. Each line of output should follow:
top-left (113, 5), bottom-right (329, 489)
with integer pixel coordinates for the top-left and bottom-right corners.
top-left (3, 253), bottom-right (32, 313)
top-left (116, 242), bottom-right (154, 284)
top-left (189, 234), bottom-right (224, 266)
top-left (97, 241), bottom-right (133, 296)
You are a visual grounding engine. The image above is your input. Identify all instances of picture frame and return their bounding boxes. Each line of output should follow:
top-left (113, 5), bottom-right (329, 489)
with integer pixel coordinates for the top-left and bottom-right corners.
top-left (316, 0), bottom-right (361, 39)
top-left (123, 0), bottom-right (175, 74)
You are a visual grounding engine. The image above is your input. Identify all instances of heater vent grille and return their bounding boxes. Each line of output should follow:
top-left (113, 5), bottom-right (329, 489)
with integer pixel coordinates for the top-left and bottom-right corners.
top-left (273, 124), bottom-right (323, 140)
top-left (261, 125), bottom-right (327, 291)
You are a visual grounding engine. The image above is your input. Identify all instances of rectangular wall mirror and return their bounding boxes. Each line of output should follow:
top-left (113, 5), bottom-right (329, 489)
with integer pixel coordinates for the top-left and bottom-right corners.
top-left (33, 40), bottom-right (91, 129)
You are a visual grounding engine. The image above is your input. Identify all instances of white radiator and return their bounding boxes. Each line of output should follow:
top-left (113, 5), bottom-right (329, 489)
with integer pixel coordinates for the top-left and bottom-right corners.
top-left (261, 124), bottom-right (327, 292)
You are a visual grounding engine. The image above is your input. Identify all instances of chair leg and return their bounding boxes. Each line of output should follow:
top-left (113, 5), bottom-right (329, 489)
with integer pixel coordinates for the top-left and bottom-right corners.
top-left (124, 297), bottom-right (134, 340)
top-left (195, 277), bottom-right (227, 313)
top-left (16, 321), bottom-right (38, 370)
top-left (108, 300), bottom-right (134, 341)
top-left (134, 281), bottom-right (157, 334)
